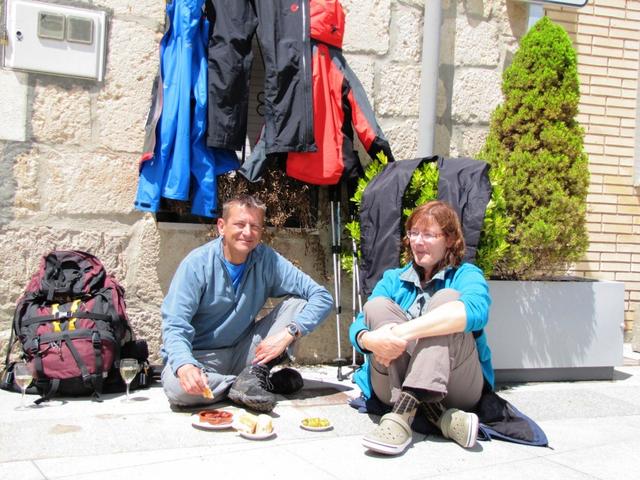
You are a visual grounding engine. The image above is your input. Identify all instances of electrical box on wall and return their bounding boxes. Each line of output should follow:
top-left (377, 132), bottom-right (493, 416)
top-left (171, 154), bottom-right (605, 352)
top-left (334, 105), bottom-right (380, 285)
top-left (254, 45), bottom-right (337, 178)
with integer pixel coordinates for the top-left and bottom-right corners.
top-left (2, 0), bottom-right (107, 81)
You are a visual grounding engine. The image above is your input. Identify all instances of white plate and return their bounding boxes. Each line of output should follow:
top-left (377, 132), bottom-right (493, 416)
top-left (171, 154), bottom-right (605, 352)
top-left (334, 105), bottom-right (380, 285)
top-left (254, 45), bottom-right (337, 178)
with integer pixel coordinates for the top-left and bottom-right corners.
top-left (238, 430), bottom-right (276, 440)
top-left (300, 420), bottom-right (332, 432)
top-left (191, 414), bottom-right (234, 431)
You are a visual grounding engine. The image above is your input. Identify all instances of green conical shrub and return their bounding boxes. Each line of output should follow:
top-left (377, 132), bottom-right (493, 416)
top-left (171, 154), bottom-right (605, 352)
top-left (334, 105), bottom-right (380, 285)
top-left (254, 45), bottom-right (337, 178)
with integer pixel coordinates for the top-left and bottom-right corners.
top-left (478, 16), bottom-right (589, 279)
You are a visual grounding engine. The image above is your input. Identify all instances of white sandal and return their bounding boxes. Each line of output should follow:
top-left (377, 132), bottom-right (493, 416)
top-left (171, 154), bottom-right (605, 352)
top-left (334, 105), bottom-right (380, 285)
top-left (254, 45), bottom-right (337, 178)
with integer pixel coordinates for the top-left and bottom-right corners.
top-left (362, 413), bottom-right (413, 455)
top-left (439, 408), bottom-right (479, 448)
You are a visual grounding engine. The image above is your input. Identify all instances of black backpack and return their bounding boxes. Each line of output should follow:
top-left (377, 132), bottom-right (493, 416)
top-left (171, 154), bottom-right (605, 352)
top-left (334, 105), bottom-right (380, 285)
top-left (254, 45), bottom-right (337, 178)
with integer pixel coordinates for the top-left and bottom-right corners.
top-left (1, 250), bottom-right (152, 402)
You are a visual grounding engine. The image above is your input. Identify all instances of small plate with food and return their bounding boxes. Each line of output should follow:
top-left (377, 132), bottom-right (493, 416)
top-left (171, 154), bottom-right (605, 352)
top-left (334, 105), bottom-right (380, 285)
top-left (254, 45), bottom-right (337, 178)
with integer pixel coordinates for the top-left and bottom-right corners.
top-left (234, 411), bottom-right (276, 440)
top-left (300, 417), bottom-right (332, 432)
top-left (192, 409), bottom-right (234, 431)
top-left (238, 430), bottom-right (276, 440)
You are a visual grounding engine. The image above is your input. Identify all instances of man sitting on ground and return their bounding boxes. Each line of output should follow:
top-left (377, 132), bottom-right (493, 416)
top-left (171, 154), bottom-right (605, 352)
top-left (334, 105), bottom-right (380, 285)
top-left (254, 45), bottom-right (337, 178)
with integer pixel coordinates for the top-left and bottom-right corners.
top-left (160, 194), bottom-right (333, 411)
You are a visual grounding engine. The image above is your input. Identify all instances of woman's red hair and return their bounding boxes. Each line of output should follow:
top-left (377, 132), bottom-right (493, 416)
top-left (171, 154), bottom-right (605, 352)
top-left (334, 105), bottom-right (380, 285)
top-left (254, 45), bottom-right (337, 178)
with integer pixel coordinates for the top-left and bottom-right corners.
top-left (402, 200), bottom-right (465, 279)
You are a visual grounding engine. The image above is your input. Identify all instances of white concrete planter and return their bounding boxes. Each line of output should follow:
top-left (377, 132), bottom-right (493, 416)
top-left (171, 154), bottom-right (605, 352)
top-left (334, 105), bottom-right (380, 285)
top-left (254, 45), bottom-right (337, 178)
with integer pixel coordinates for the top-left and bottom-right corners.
top-left (486, 279), bottom-right (625, 382)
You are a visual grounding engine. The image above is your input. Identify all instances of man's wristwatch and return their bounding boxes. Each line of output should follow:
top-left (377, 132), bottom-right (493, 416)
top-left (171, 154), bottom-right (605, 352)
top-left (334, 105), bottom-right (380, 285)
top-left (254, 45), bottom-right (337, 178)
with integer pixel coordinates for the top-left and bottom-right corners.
top-left (286, 322), bottom-right (301, 338)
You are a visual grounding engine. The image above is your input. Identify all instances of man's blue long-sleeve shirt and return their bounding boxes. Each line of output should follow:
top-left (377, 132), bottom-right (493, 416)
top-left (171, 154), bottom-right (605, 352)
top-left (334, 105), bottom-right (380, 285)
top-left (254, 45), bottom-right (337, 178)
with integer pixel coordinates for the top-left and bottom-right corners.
top-left (161, 237), bottom-right (333, 374)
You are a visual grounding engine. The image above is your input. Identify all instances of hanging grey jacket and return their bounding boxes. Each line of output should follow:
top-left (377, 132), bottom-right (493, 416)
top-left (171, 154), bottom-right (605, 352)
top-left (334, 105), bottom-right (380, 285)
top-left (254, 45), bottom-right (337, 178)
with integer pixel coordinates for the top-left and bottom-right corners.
top-left (358, 156), bottom-right (492, 297)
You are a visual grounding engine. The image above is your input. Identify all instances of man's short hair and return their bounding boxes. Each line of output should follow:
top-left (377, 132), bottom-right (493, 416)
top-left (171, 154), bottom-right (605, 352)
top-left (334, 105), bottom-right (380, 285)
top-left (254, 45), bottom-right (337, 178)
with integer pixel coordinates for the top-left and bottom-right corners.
top-left (222, 194), bottom-right (267, 220)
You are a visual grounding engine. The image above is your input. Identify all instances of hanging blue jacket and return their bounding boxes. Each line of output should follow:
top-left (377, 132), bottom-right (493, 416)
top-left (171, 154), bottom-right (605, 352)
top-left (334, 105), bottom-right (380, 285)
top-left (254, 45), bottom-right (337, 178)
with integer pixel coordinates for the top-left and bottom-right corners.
top-left (135, 0), bottom-right (238, 218)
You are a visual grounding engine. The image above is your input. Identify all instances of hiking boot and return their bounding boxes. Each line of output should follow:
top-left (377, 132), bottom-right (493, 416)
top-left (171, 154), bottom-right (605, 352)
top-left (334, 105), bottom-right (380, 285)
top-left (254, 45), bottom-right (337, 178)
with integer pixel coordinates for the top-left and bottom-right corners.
top-left (438, 408), bottom-right (479, 448)
top-left (228, 365), bottom-right (276, 412)
top-left (269, 367), bottom-right (303, 395)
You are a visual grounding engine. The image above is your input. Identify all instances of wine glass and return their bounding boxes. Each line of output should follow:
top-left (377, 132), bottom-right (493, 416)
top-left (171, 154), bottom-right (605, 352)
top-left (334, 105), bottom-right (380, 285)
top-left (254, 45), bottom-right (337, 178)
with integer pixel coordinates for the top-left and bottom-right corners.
top-left (119, 358), bottom-right (139, 402)
top-left (13, 362), bottom-right (33, 410)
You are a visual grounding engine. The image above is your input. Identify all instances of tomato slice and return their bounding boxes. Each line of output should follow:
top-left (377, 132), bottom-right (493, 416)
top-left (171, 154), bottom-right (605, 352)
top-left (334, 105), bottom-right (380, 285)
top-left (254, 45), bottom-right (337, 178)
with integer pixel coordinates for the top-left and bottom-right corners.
top-left (198, 410), bottom-right (233, 425)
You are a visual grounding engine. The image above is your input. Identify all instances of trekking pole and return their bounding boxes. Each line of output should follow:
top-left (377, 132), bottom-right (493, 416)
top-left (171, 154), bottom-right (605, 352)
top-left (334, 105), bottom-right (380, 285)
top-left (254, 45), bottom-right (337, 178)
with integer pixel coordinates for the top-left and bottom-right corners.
top-left (350, 236), bottom-right (364, 374)
top-left (342, 177), bottom-right (363, 381)
top-left (338, 235), bottom-right (363, 381)
top-left (353, 241), bottom-right (364, 313)
top-left (330, 192), bottom-right (347, 380)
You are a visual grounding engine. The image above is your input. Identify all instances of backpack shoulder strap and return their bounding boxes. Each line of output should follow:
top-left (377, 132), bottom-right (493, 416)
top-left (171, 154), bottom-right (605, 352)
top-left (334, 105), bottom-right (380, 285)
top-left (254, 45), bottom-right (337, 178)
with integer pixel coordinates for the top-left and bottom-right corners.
top-left (3, 324), bottom-right (16, 368)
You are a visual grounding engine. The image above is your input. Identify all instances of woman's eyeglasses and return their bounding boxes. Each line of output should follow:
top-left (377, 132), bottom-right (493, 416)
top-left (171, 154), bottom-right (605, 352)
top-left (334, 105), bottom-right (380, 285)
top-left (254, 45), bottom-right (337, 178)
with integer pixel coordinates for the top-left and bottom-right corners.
top-left (406, 230), bottom-right (444, 241)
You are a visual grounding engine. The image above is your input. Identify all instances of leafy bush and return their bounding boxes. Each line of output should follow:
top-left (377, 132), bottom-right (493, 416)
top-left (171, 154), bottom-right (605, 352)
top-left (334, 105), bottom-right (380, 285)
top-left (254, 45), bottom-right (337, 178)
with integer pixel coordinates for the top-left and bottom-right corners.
top-left (478, 16), bottom-right (589, 279)
top-left (475, 163), bottom-right (510, 275)
top-left (343, 151), bottom-right (390, 250)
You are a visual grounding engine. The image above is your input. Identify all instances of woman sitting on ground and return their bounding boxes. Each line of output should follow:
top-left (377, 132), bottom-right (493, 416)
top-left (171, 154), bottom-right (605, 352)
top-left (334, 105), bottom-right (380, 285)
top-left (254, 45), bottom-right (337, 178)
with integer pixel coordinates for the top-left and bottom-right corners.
top-left (349, 200), bottom-right (493, 455)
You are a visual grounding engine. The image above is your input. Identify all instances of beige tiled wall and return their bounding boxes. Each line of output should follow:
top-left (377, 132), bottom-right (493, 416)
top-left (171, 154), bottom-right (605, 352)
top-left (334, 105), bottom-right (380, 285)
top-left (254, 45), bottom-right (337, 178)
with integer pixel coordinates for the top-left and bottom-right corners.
top-left (547, 0), bottom-right (640, 340)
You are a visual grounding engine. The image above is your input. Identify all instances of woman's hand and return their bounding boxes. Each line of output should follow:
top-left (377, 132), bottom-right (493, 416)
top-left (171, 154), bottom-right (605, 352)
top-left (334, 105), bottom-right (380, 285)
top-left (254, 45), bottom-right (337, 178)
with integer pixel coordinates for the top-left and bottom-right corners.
top-left (361, 324), bottom-right (408, 367)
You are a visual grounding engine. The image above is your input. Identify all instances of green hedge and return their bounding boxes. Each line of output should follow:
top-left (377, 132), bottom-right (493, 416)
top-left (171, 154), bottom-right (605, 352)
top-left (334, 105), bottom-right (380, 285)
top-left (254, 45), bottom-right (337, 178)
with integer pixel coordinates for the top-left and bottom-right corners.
top-left (477, 16), bottom-right (589, 279)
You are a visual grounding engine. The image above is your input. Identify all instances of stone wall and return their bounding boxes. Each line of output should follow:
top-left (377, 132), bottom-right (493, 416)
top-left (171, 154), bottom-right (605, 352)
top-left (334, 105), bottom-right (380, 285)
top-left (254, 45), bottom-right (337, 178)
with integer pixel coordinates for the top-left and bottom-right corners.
top-left (441, 0), bottom-right (528, 157)
top-left (0, 0), bottom-right (168, 364)
top-left (1, 0), bottom-right (635, 369)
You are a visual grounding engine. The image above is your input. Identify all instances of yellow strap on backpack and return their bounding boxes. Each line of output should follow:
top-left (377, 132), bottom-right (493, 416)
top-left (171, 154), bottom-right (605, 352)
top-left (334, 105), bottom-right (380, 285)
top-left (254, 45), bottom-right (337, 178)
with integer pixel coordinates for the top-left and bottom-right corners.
top-left (68, 299), bottom-right (80, 331)
top-left (52, 304), bottom-right (61, 332)
top-left (51, 300), bottom-right (81, 332)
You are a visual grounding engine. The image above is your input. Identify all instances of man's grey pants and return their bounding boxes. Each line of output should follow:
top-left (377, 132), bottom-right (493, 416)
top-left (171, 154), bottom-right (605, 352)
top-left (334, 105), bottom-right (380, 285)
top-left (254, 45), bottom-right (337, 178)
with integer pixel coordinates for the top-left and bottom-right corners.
top-left (366, 289), bottom-right (484, 412)
top-left (161, 297), bottom-right (306, 407)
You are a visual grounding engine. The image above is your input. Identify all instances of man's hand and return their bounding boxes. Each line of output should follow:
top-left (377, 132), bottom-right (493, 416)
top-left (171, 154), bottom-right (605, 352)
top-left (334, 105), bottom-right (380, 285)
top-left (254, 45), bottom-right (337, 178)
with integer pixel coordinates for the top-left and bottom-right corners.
top-left (176, 364), bottom-right (208, 395)
top-left (253, 329), bottom-right (294, 366)
top-left (361, 323), bottom-right (407, 367)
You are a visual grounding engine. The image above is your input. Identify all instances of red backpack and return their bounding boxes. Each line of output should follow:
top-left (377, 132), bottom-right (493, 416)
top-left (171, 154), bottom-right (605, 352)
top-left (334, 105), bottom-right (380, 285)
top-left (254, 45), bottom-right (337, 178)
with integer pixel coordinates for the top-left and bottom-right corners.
top-left (3, 250), bottom-right (148, 401)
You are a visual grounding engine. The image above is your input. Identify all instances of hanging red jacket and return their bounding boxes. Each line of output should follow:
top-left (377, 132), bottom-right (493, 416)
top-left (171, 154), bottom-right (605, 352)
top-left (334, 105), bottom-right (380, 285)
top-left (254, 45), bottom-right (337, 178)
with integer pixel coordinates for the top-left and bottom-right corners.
top-left (286, 0), bottom-right (394, 185)
top-left (239, 0), bottom-right (394, 185)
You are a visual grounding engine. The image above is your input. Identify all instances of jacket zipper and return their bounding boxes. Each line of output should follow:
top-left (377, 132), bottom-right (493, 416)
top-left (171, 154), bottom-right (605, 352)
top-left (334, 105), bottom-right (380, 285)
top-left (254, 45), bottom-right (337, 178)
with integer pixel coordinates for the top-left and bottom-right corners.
top-left (300, 0), bottom-right (313, 148)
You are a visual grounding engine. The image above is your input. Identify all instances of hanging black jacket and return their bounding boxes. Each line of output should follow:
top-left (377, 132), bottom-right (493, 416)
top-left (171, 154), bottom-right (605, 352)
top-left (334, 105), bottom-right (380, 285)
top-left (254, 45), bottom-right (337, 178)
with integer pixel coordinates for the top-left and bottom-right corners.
top-left (358, 156), bottom-right (492, 297)
top-left (436, 156), bottom-right (492, 263)
top-left (206, 0), bottom-right (316, 155)
top-left (238, 0), bottom-right (394, 186)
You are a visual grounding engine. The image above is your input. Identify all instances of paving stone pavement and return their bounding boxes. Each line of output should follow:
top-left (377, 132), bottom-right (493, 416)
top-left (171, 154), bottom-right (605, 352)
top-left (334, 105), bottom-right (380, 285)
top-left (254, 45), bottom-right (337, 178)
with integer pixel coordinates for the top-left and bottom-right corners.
top-left (1, 347), bottom-right (639, 480)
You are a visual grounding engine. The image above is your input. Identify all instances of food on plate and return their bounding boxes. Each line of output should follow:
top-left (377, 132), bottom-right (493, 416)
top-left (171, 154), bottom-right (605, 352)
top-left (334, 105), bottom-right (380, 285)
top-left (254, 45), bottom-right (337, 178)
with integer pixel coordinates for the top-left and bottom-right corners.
top-left (235, 411), bottom-right (273, 434)
top-left (202, 386), bottom-right (214, 399)
top-left (235, 411), bottom-right (259, 433)
top-left (198, 409), bottom-right (233, 425)
top-left (301, 417), bottom-right (331, 428)
top-left (255, 414), bottom-right (273, 434)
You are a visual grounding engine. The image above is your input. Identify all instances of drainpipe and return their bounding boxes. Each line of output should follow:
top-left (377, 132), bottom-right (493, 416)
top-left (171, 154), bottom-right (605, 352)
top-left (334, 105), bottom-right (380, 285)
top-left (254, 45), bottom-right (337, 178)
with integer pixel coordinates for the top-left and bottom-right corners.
top-left (635, 35), bottom-right (640, 186)
top-left (416, 0), bottom-right (442, 157)
top-left (635, 71), bottom-right (640, 186)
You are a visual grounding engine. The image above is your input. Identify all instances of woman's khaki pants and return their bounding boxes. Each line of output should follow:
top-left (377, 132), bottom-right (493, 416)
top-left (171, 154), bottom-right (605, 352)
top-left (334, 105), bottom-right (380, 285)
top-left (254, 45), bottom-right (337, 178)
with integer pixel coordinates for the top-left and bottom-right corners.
top-left (365, 290), bottom-right (483, 411)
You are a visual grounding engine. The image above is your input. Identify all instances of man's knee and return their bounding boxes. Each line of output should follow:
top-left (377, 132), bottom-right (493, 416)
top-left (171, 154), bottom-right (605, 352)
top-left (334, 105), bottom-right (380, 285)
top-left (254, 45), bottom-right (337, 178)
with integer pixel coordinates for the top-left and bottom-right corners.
top-left (278, 296), bottom-right (307, 315)
top-left (161, 365), bottom-right (184, 403)
top-left (268, 297), bottom-right (307, 327)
